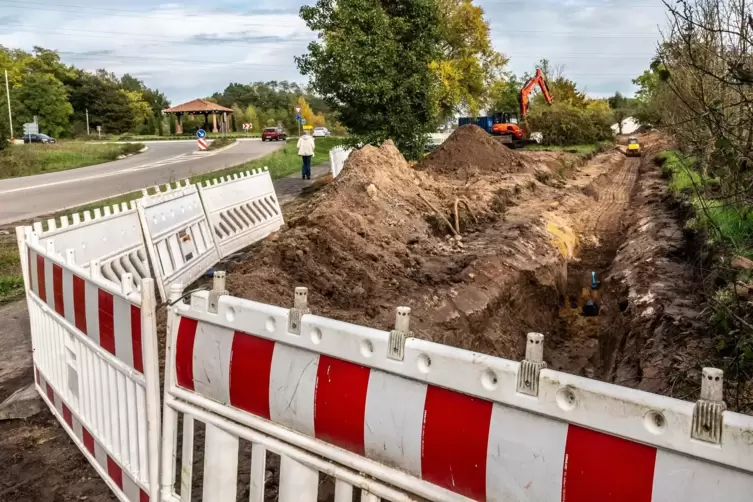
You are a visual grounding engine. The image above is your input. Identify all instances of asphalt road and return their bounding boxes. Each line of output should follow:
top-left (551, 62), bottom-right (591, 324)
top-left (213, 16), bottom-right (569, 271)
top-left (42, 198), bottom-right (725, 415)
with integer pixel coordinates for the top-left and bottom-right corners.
top-left (0, 139), bottom-right (284, 224)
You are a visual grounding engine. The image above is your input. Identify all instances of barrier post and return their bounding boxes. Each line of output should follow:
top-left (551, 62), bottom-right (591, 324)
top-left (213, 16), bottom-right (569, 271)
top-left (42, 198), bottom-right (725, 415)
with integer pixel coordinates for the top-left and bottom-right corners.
top-left (278, 455), bottom-right (318, 502)
top-left (161, 283), bottom-right (184, 501)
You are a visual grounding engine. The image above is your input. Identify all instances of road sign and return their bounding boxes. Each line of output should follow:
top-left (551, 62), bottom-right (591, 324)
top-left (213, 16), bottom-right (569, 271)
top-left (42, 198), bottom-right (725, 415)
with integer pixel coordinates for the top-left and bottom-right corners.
top-left (197, 129), bottom-right (207, 139)
top-left (303, 125), bottom-right (313, 130)
top-left (301, 119), bottom-right (307, 125)
top-left (23, 122), bottom-right (38, 135)
top-left (197, 138), bottom-right (208, 151)
top-left (295, 114), bottom-right (302, 122)
top-left (295, 107), bottom-right (301, 114)
top-left (242, 123), bottom-right (251, 131)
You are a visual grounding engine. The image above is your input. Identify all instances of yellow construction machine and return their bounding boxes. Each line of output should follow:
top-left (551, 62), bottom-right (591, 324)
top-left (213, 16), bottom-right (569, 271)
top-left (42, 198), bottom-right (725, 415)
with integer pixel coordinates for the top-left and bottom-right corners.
top-left (626, 136), bottom-right (641, 157)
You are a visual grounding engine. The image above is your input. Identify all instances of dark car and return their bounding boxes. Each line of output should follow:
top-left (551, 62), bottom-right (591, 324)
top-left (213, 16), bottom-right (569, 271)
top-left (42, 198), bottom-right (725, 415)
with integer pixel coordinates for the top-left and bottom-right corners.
top-left (261, 127), bottom-right (286, 141)
top-left (23, 133), bottom-right (56, 144)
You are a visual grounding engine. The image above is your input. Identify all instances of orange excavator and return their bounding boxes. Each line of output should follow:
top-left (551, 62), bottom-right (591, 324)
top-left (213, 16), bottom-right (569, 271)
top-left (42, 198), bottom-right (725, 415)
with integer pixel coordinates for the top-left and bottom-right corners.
top-left (491, 68), bottom-right (554, 147)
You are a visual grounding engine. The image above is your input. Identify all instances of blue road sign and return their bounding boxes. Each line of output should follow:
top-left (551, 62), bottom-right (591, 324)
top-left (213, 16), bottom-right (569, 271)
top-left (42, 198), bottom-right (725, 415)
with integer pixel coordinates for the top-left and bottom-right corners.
top-left (301, 119), bottom-right (307, 125)
top-left (197, 129), bottom-right (207, 139)
top-left (295, 114), bottom-right (302, 122)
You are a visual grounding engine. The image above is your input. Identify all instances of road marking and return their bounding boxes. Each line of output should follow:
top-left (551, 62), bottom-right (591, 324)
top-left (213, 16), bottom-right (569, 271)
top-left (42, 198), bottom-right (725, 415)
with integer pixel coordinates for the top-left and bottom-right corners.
top-left (0, 153), bottom-right (196, 195)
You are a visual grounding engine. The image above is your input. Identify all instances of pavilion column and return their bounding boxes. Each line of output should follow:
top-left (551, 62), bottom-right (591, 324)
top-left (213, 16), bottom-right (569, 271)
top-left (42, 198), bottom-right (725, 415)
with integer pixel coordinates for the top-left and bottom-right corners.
top-left (223, 112), bottom-right (228, 134)
top-left (176, 113), bottom-right (183, 134)
top-left (212, 112), bottom-right (218, 133)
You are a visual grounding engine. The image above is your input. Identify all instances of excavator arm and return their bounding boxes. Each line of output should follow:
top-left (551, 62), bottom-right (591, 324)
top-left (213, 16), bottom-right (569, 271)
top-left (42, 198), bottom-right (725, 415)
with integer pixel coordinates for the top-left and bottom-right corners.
top-left (518, 68), bottom-right (554, 117)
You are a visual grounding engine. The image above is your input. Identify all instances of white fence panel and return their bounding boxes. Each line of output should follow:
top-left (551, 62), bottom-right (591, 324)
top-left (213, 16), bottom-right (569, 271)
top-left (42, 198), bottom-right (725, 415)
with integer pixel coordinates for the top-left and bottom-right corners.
top-left (330, 146), bottom-right (352, 179)
top-left (25, 201), bottom-right (150, 291)
top-left (18, 229), bottom-right (161, 502)
top-left (137, 181), bottom-right (220, 302)
top-left (162, 282), bottom-right (753, 502)
top-left (197, 167), bottom-right (284, 259)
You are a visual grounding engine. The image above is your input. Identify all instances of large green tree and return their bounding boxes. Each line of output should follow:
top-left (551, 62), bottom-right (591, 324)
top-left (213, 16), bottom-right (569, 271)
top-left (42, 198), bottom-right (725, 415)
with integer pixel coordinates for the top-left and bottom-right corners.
top-left (296, 0), bottom-right (443, 158)
top-left (15, 73), bottom-right (73, 137)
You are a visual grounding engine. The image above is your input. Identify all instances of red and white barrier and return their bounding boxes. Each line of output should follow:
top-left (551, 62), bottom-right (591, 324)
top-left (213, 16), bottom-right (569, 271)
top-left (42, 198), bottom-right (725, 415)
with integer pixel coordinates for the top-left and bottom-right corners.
top-left (18, 230), bottom-right (161, 502)
top-left (24, 201), bottom-right (150, 291)
top-left (162, 283), bottom-right (753, 502)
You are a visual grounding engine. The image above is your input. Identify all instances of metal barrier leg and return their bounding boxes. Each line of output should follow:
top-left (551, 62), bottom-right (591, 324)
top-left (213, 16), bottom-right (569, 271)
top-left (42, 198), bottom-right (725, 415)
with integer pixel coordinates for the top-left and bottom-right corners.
top-left (202, 423), bottom-right (239, 502)
top-left (279, 455), bottom-right (318, 502)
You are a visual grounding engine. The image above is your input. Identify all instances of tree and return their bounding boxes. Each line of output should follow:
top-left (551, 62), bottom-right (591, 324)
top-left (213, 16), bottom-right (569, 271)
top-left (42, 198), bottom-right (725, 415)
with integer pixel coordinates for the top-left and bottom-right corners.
top-left (297, 0), bottom-right (443, 159)
top-left (120, 90), bottom-right (152, 132)
top-left (489, 73), bottom-right (522, 113)
top-left (15, 73), bottom-right (73, 137)
top-left (432, 0), bottom-right (507, 118)
top-left (0, 114), bottom-right (9, 150)
top-left (245, 105), bottom-right (259, 131)
top-left (296, 96), bottom-right (317, 127)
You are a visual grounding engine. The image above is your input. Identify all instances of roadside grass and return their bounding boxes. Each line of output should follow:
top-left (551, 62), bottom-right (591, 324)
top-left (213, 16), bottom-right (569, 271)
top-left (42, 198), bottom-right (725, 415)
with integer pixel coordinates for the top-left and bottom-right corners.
top-left (0, 142), bottom-right (145, 180)
top-left (524, 140), bottom-right (614, 157)
top-left (0, 137), bottom-right (343, 304)
top-left (206, 137), bottom-right (236, 151)
top-left (657, 150), bottom-right (753, 251)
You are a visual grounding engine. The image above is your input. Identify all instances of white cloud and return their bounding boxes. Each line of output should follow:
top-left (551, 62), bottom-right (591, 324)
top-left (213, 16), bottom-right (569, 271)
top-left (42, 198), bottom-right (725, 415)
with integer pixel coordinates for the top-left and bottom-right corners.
top-left (0, 0), bottom-right (668, 103)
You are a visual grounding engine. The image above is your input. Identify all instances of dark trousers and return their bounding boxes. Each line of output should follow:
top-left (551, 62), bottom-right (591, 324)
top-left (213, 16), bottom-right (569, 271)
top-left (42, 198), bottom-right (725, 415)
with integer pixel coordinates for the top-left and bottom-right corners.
top-left (301, 155), bottom-right (312, 179)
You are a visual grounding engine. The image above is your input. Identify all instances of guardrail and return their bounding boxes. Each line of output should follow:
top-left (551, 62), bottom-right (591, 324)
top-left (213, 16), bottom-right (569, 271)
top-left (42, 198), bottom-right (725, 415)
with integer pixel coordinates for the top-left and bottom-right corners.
top-left (161, 276), bottom-right (753, 502)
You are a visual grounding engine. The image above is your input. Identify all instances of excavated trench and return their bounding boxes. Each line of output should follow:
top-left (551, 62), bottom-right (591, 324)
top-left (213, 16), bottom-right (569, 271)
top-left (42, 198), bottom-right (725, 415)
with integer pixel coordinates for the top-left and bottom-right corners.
top-left (170, 129), bottom-right (708, 500)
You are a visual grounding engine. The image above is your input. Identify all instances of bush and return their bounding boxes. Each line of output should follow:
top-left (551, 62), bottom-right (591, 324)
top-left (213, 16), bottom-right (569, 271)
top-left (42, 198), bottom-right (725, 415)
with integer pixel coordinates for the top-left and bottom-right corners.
top-left (527, 103), bottom-right (614, 146)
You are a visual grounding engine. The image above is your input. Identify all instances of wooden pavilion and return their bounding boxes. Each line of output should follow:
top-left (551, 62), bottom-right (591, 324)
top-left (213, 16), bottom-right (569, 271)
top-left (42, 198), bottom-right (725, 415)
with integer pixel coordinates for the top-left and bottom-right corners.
top-left (163, 99), bottom-right (233, 134)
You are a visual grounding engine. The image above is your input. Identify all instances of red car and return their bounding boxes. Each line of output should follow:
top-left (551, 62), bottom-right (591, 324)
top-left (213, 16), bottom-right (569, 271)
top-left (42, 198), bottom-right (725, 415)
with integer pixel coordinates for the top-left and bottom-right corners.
top-left (261, 127), bottom-right (287, 141)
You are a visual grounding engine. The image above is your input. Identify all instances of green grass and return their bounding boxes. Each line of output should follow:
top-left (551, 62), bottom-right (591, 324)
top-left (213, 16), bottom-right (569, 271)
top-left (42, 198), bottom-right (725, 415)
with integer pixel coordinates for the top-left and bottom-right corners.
top-left (0, 236), bottom-right (23, 304)
top-left (206, 137), bottom-right (236, 151)
top-left (657, 150), bottom-right (753, 251)
top-left (524, 141), bottom-right (614, 157)
top-left (0, 142), bottom-right (145, 180)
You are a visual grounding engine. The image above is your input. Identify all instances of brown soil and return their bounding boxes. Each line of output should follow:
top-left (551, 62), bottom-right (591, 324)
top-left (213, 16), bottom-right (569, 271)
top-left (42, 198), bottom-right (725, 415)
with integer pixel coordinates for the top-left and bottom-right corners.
top-left (1, 127), bottom-right (717, 501)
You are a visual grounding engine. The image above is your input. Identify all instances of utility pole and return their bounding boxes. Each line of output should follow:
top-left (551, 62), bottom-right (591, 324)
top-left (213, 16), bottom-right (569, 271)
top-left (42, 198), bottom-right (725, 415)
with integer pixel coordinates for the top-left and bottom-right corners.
top-left (86, 108), bottom-right (90, 136)
top-left (4, 69), bottom-right (13, 138)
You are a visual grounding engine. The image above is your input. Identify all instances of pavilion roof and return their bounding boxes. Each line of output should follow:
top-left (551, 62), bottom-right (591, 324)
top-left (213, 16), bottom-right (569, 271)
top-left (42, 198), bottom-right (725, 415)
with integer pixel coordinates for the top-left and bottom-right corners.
top-left (164, 99), bottom-right (233, 114)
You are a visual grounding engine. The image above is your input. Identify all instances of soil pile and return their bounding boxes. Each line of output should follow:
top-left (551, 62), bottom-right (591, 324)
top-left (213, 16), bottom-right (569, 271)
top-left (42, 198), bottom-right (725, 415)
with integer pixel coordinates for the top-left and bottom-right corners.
top-left (416, 124), bottom-right (527, 177)
top-left (227, 139), bottom-right (567, 355)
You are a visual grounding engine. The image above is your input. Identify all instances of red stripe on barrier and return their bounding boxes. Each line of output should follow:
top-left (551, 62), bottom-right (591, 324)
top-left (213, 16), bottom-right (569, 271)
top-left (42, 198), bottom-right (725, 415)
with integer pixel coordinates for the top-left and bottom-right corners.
top-left (37, 254), bottom-right (46, 302)
top-left (73, 275), bottom-right (87, 334)
top-left (561, 424), bottom-right (656, 502)
top-left (175, 318), bottom-right (198, 391)
top-left (421, 386), bottom-right (492, 500)
top-left (53, 264), bottom-right (64, 317)
top-left (131, 305), bottom-right (143, 373)
top-left (140, 490), bottom-right (149, 502)
top-left (46, 382), bottom-right (54, 403)
top-left (107, 456), bottom-right (123, 489)
top-left (229, 332), bottom-right (274, 419)
top-left (62, 403), bottom-right (73, 427)
top-left (98, 289), bottom-right (115, 354)
top-left (82, 427), bottom-right (95, 455)
top-left (314, 355), bottom-right (370, 455)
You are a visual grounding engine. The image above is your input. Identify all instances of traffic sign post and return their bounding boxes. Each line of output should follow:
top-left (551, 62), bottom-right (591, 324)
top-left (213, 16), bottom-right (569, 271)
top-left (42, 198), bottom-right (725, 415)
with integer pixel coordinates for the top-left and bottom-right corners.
top-left (295, 106), bottom-right (302, 137)
top-left (23, 122), bottom-right (39, 137)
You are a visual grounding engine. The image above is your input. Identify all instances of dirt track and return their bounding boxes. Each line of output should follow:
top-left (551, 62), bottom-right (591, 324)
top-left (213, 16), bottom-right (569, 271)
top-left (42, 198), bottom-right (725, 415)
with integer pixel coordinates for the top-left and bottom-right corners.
top-left (0, 127), bottom-right (713, 500)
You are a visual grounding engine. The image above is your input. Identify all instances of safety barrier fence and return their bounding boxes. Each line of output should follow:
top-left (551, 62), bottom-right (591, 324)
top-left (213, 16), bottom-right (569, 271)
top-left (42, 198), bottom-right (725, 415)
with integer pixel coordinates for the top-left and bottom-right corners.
top-left (18, 167), bottom-right (283, 303)
top-left (329, 146), bottom-right (352, 179)
top-left (17, 227), bottom-right (161, 502)
top-left (161, 277), bottom-right (753, 502)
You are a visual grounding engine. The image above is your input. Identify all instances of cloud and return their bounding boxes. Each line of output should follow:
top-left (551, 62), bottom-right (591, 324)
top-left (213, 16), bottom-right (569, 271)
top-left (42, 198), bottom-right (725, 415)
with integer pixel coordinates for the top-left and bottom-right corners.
top-left (0, 0), bottom-right (667, 103)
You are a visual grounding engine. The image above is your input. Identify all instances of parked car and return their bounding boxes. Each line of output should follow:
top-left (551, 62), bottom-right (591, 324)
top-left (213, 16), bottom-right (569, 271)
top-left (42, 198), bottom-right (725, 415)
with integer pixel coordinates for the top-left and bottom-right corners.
top-left (261, 127), bottom-right (287, 141)
top-left (23, 133), bottom-right (56, 144)
top-left (313, 127), bottom-right (331, 137)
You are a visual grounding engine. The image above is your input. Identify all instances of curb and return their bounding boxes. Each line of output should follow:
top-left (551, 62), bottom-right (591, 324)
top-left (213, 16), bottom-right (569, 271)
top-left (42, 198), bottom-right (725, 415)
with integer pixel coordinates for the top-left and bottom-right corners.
top-left (191, 139), bottom-right (240, 156)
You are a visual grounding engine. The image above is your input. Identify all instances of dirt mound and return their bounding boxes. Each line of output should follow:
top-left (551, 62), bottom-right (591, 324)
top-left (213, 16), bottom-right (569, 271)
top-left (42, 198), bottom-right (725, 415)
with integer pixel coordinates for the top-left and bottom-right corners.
top-left (227, 139), bottom-right (567, 355)
top-left (416, 124), bottom-right (526, 177)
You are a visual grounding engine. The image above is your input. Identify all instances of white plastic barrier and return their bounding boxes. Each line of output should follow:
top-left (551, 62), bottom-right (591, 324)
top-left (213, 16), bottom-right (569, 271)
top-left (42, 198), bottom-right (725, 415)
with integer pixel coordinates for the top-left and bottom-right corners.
top-left (17, 228), bottom-right (161, 502)
top-left (197, 167), bottom-right (284, 259)
top-left (137, 181), bottom-right (220, 302)
top-left (162, 281), bottom-right (753, 502)
top-left (329, 146), bottom-right (352, 179)
top-left (24, 201), bottom-right (150, 292)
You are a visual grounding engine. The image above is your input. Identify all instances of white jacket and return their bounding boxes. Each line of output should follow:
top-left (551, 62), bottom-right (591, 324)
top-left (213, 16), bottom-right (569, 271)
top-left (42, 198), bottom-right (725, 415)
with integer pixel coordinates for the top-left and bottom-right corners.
top-left (297, 135), bottom-right (315, 156)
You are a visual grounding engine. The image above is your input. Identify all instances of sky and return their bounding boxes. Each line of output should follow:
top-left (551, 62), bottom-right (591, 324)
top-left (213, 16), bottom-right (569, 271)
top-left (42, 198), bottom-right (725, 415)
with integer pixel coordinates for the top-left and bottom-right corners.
top-left (0, 0), bottom-right (669, 105)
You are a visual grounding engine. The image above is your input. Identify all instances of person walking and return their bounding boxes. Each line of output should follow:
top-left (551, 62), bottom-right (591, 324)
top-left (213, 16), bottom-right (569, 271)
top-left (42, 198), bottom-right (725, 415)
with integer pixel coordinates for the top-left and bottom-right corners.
top-left (297, 129), bottom-right (315, 180)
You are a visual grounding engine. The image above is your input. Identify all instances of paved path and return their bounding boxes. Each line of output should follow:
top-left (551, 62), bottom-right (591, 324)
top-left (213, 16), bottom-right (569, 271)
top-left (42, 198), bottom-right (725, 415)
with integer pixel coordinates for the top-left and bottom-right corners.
top-left (0, 139), bottom-right (284, 224)
top-left (275, 161), bottom-right (332, 205)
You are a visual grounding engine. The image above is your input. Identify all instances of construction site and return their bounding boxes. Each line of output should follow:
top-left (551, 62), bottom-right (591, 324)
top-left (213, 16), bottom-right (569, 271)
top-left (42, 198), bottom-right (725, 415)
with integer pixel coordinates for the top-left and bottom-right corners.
top-left (3, 123), bottom-right (735, 501)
